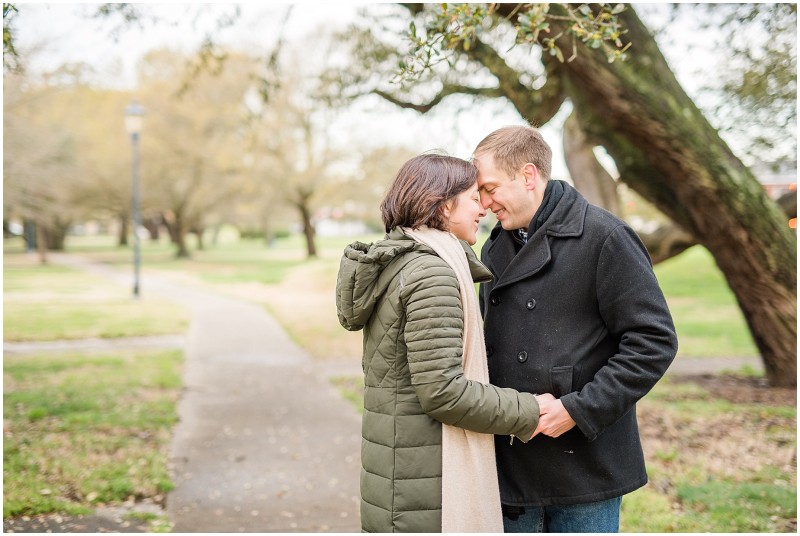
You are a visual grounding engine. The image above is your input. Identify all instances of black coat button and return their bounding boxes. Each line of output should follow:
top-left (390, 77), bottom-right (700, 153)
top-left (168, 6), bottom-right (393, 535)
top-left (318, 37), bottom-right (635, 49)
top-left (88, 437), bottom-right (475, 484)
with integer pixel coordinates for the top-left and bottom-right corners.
top-left (487, 346), bottom-right (494, 357)
top-left (490, 296), bottom-right (500, 306)
top-left (517, 351), bottom-right (528, 363)
top-left (526, 299), bottom-right (536, 310)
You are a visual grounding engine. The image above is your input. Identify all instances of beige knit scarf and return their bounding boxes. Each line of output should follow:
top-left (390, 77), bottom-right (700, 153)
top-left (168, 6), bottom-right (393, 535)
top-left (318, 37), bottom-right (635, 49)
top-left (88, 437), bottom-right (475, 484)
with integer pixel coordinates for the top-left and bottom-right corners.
top-left (402, 226), bottom-right (503, 533)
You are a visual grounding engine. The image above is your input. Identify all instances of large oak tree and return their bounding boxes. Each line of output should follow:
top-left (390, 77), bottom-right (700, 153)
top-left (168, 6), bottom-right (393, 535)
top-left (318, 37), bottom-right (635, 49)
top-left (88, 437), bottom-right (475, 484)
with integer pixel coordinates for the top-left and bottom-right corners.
top-left (331, 3), bottom-right (796, 386)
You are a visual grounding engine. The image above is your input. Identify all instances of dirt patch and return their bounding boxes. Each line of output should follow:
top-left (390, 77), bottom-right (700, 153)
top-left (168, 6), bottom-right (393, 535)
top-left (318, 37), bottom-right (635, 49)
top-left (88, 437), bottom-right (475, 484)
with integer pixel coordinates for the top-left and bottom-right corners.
top-left (671, 373), bottom-right (796, 406)
top-left (638, 374), bottom-right (796, 491)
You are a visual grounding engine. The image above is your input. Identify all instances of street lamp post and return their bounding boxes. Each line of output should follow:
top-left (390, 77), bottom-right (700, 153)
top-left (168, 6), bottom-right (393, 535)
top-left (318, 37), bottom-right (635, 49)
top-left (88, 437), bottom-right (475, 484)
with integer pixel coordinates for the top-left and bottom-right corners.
top-left (124, 100), bottom-right (144, 298)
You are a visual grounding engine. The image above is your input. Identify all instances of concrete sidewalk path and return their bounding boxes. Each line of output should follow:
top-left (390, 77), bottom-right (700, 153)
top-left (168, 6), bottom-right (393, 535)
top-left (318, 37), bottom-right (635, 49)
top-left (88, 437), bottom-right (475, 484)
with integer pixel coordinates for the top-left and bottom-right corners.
top-left (49, 254), bottom-right (363, 532)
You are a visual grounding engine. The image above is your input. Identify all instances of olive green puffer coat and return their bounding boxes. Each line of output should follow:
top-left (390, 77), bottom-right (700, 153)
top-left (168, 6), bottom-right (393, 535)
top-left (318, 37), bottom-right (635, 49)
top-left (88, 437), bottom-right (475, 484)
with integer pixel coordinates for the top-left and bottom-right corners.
top-left (336, 228), bottom-right (540, 533)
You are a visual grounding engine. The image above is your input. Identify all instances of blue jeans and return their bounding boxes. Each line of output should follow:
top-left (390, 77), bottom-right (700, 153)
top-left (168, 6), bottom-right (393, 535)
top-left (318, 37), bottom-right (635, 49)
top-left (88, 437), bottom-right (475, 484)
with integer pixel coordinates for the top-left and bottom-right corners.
top-left (502, 496), bottom-right (622, 533)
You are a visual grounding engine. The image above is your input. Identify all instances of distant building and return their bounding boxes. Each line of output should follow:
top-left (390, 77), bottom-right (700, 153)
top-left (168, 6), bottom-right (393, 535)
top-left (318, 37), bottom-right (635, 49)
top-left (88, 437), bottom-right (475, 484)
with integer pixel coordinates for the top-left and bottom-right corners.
top-left (315, 219), bottom-right (370, 237)
top-left (752, 161), bottom-right (797, 200)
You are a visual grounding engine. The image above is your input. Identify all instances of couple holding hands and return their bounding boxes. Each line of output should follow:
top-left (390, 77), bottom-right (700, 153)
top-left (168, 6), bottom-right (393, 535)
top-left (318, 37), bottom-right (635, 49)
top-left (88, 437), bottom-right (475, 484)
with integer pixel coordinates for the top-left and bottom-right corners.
top-left (336, 125), bottom-right (678, 533)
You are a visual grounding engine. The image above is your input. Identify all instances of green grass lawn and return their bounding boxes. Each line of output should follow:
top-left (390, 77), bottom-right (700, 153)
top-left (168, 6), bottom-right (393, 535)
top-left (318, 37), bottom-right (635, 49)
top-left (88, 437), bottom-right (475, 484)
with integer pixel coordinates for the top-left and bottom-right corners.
top-left (3, 349), bottom-right (182, 526)
top-left (4, 255), bottom-right (189, 342)
top-left (654, 246), bottom-right (759, 357)
top-left (3, 239), bottom-right (188, 529)
top-left (621, 375), bottom-right (796, 532)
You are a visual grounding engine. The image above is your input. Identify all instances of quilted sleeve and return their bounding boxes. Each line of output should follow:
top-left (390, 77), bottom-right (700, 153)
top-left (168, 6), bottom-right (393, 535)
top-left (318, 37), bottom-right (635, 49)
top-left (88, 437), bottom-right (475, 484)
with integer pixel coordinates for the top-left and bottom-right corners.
top-left (400, 255), bottom-right (539, 441)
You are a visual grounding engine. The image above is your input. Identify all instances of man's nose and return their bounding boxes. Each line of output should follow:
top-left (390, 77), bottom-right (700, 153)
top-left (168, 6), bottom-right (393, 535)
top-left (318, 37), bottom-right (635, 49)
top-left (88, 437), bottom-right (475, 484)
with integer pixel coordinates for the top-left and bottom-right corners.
top-left (479, 191), bottom-right (492, 210)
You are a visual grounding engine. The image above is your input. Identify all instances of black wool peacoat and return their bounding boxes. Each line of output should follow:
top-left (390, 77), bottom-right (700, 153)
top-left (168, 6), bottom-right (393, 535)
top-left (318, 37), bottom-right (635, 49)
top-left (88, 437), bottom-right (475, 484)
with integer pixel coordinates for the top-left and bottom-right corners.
top-left (479, 181), bottom-right (678, 507)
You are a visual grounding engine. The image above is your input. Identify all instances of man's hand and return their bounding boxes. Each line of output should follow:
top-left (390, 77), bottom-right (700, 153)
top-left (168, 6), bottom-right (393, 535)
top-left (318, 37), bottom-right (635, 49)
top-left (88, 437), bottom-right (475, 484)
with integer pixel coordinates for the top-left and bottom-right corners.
top-left (532, 398), bottom-right (576, 438)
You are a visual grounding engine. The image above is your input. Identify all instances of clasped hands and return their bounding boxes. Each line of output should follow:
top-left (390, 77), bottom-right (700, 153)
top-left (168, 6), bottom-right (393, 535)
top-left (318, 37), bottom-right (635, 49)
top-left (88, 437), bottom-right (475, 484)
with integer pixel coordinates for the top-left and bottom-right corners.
top-left (531, 393), bottom-right (576, 439)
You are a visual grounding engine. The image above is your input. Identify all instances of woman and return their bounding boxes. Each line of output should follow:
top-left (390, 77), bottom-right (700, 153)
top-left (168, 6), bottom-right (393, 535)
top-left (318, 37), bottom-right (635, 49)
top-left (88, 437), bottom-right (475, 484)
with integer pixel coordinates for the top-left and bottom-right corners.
top-left (335, 153), bottom-right (543, 532)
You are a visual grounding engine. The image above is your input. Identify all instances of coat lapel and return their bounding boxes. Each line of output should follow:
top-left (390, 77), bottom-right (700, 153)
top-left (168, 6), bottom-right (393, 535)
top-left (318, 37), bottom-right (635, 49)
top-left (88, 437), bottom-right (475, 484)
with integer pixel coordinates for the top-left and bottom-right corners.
top-left (491, 230), bottom-right (552, 292)
top-left (487, 183), bottom-right (589, 292)
top-left (483, 227), bottom-right (515, 281)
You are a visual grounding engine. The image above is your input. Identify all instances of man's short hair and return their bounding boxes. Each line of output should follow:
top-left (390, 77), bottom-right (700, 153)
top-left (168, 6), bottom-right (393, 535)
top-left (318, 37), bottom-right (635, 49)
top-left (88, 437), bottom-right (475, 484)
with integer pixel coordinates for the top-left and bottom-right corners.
top-left (474, 125), bottom-right (552, 180)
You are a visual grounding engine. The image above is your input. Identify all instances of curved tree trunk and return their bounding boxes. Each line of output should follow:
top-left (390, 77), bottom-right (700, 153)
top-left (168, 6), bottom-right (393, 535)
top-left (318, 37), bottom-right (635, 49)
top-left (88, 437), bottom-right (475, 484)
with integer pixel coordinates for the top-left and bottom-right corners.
top-left (563, 109), bottom-right (697, 264)
top-left (563, 111), bottom-right (621, 215)
top-left (637, 223), bottom-right (696, 265)
top-left (550, 6), bottom-right (796, 386)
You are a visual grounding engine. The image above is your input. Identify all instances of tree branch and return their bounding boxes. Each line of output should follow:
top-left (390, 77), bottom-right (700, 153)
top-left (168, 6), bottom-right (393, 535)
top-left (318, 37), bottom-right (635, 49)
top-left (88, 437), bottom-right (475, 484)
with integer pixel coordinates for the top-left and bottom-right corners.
top-left (466, 37), bottom-right (566, 126)
top-left (373, 84), bottom-right (504, 113)
top-left (394, 3), bottom-right (566, 124)
top-left (398, 3), bottom-right (424, 15)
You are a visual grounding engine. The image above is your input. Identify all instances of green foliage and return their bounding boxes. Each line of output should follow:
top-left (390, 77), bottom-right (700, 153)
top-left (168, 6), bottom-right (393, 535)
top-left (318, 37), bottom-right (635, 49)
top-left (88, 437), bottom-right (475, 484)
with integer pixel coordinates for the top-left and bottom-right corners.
top-left (648, 3), bottom-right (797, 166)
top-left (3, 3), bottom-right (19, 72)
top-left (705, 4), bottom-right (796, 145)
top-left (517, 3), bottom-right (630, 63)
top-left (3, 349), bottom-right (183, 518)
top-left (398, 3), bottom-right (631, 80)
top-left (95, 4), bottom-right (143, 25)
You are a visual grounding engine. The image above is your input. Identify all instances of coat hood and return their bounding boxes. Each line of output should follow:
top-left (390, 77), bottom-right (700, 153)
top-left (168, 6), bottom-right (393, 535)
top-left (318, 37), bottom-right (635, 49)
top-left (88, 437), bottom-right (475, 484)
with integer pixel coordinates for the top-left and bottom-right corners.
top-left (336, 233), bottom-right (423, 331)
top-left (336, 228), bottom-right (492, 331)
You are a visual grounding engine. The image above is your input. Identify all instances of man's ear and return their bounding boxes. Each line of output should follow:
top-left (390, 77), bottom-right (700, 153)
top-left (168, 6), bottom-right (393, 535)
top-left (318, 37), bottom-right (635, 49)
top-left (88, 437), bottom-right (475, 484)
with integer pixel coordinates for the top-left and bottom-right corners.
top-left (522, 163), bottom-right (539, 191)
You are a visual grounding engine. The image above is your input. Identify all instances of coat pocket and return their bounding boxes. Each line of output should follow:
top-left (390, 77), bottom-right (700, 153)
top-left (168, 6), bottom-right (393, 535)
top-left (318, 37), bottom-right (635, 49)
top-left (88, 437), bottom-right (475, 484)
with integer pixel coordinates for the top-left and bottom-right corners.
top-left (550, 366), bottom-right (574, 397)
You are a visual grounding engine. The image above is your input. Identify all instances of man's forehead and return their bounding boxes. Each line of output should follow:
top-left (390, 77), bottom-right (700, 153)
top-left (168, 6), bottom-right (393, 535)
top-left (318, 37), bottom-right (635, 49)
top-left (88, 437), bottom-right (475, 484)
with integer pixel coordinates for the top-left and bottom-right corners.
top-left (472, 152), bottom-right (491, 166)
top-left (477, 175), bottom-right (499, 190)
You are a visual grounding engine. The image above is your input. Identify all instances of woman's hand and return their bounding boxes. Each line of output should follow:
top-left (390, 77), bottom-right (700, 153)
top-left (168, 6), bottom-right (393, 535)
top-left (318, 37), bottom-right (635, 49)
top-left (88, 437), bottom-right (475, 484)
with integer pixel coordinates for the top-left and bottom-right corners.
top-left (531, 397), bottom-right (577, 438)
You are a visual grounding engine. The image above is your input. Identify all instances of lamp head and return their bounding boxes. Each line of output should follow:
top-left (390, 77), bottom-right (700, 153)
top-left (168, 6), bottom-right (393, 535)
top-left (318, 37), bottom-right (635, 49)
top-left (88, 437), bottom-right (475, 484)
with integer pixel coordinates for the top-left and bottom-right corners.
top-left (124, 100), bottom-right (145, 136)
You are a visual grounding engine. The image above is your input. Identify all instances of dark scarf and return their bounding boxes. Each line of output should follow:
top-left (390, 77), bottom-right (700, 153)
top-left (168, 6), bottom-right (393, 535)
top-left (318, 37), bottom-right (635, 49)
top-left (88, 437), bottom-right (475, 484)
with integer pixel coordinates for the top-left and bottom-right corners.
top-left (512, 180), bottom-right (565, 249)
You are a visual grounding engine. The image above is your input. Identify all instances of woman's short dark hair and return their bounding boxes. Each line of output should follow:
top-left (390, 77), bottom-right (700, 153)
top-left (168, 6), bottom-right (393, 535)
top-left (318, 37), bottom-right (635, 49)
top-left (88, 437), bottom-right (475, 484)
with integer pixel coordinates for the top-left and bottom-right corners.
top-left (380, 153), bottom-right (477, 233)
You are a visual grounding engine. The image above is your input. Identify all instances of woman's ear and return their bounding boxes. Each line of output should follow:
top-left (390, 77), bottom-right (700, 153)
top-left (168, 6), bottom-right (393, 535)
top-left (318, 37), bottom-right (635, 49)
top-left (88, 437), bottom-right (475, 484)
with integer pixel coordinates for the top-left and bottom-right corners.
top-left (442, 199), bottom-right (453, 219)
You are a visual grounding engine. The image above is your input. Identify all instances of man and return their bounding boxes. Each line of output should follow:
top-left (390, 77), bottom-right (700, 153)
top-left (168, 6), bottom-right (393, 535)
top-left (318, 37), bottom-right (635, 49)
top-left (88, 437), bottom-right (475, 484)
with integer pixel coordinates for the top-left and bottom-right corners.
top-left (473, 125), bottom-right (678, 532)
